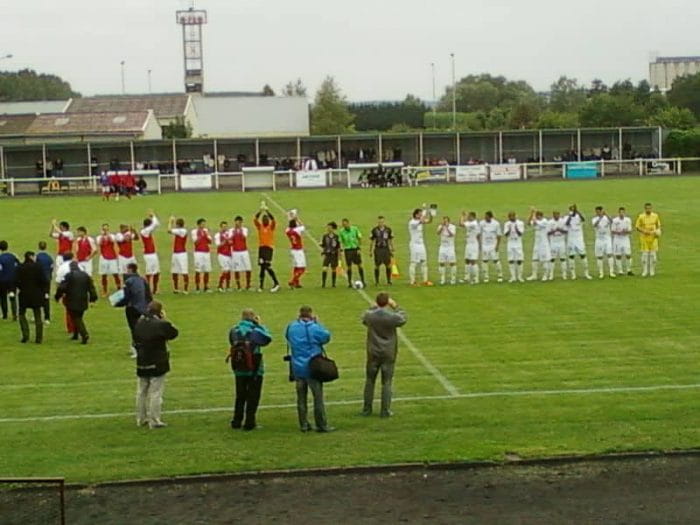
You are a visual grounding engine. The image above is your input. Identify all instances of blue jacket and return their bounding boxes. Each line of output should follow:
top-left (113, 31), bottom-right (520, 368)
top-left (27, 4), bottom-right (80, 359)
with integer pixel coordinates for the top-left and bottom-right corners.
top-left (285, 319), bottom-right (331, 380)
top-left (229, 319), bottom-right (273, 377)
top-left (35, 252), bottom-right (54, 283)
top-left (117, 273), bottom-right (152, 315)
top-left (0, 252), bottom-right (20, 284)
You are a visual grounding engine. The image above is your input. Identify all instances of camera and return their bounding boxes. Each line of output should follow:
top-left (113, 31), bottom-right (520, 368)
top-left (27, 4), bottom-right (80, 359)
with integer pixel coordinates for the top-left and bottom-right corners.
top-left (283, 355), bottom-right (291, 362)
top-left (283, 355), bottom-right (294, 382)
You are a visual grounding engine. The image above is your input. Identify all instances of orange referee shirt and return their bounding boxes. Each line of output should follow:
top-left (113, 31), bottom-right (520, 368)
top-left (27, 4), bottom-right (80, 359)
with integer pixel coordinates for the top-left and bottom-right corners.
top-left (255, 218), bottom-right (275, 248)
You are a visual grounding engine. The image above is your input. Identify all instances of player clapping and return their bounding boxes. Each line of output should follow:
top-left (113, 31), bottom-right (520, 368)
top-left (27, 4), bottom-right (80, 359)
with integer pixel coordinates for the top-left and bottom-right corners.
top-left (168, 217), bottom-right (189, 294)
top-left (50, 220), bottom-right (74, 265)
top-left (229, 216), bottom-right (253, 291)
top-left (591, 206), bottom-right (616, 279)
top-left (503, 212), bottom-right (525, 283)
top-left (116, 224), bottom-right (139, 278)
top-left (408, 206), bottom-right (433, 286)
top-left (527, 208), bottom-right (552, 281)
top-left (611, 207), bottom-right (633, 276)
top-left (436, 216), bottom-right (457, 285)
top-left (96, 223), bottom-right (122, 295)
top-left (460, 211), bottom-right (481, 284)
top-left (140, 211), bottom-right (161, 294)
top-left (73, 226), bottom-right (97, 276)
top-left (548, 211), bottom-right (568, 280)
top-left (191, 218), bottom-right (213, 293)
top-left (479, 211), bottom-right (503, 283)
top-left (565, 204), bottom-right (592, 280)
top-left (214, 221), bottom-right (233, 292)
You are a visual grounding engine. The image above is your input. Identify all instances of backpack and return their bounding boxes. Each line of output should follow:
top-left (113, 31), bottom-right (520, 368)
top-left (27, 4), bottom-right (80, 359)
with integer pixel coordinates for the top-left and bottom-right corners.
top-left (228, 329), bottom-right (260, 373)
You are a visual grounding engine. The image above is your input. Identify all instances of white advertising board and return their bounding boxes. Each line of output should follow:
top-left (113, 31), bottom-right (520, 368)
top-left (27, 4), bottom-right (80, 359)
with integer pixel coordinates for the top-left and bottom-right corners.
top-left (296, 170), bottom-right (327, 188)
top-left (489, 165), bottom-right (521, 181)
top-left (455, 165), bottom-right (488, 183)
top-left (180, 174), bottom-right (212, 190)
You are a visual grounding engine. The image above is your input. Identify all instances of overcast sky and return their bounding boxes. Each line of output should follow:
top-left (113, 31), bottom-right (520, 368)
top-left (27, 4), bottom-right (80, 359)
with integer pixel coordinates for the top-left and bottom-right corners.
top-left (3, 0), bottom-right (699, 102)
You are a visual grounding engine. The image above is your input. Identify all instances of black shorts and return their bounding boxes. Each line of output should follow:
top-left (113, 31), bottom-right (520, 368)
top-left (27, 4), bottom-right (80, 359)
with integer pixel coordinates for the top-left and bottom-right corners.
top-left (322, 254), bottom-right (339, 268)
top-left (258, 246), bottom-right (273, 265)
top-left (373, 247), bottom-right (391, 266)
top-left (344, 248), bottom-right (362, 266)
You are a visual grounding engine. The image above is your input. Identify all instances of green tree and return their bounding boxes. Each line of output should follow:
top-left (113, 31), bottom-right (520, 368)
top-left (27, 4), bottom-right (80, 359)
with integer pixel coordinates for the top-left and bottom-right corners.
top-left (648, 107), bottom-right (696, 129)
top-left (437, 73), bottom-right (537, 113)
top-left (508, 99), bottom-right (541, 129)
top-left (310, 76), bottom-right (355, 135)
top-left (549, 76), bottom-right (587, 113)
top-left (261, 84), bottom-right (275, 96)
top-left (579, 94), bottom-right (645, 127)
top-left (667, 72), bottom-right (700, 118)
top-left (350, 94), bottom-right (427, 132)
top-left (536, 110), bottom-right (580, 129)
top-left (282, 78), bottom-right (307, 97)
top-left (0, 69), bottom-right (79, 101)
top-left (162, 116), bottom-right (192, 139)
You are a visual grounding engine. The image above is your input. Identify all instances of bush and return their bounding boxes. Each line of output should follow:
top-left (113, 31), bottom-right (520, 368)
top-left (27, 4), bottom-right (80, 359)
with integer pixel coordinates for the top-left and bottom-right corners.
top-left (664, 128), bottom-right (700, 157)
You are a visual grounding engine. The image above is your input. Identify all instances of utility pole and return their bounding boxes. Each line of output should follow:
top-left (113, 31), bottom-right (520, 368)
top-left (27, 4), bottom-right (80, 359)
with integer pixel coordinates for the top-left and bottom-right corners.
top-left (450, 53), bottom-right (457, 130)
top-left (120, 60), bottom-right (126, 95)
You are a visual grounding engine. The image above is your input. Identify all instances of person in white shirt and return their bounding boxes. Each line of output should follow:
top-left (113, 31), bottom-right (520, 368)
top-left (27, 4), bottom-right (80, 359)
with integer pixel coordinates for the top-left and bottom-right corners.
top-left (611, 207), bottom-right (633, 276)
top-left (527, 208), bottom-right (552, 281)
top-left (565, 204), bottom-right (592, 280)
top-left (436, 217), bottom-right (457, 285)
top-left (408, 207), bottom-right (433, 286)
top-left (548, 211), bottom-right (568, 280)
top-left (479, 211), bottom-right (503, 283)
top-left (140, 212), bottom-right (161, 294)
top-left (167, 217), bottom-right (189, 294)
top-left (460, 211), bottom-right (481, 284)
top-left (591, 206), bottom-right (616, 279)
top-left (503, 212), bottom-right (525, 283)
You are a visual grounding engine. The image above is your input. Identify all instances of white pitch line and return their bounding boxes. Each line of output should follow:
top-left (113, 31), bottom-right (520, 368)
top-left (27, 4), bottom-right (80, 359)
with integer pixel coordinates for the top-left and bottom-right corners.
top-left (2, 383), bottom-right (699, 424)
top-left (261, 192), bottom-right (460, 397)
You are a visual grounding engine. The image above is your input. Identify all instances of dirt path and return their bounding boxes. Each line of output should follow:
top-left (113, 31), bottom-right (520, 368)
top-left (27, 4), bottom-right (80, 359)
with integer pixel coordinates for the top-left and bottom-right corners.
top-left (20, 455), bottom-right (700, 524)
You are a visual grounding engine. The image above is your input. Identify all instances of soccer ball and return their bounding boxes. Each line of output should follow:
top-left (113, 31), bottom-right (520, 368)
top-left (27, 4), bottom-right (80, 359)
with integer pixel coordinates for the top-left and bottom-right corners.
top-left (353, 280), bottom-right (365, 290)
top-left (655, 228), bottom-right (662, 237)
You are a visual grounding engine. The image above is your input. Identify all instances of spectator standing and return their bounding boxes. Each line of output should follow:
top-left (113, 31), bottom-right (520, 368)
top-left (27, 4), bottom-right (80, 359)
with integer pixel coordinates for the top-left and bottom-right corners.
top-left (54, 261), bottom-right (98, 344)
top-left (116, 263), bottom-right (152, 358)
top-left (0, 240), bottom-right (20, 321)
top-left (133, 301), bottom-right (179, 429)
top-left (285, 306), bottom-right (334, 433)
top-left (361, 293), bottom-right (407, 417)
top-left (35, 241), bottom-right (54, 324)
top-left (16, 252), bottom-right (48, 344)
top-left (227, 309), bottom-right (272, 431)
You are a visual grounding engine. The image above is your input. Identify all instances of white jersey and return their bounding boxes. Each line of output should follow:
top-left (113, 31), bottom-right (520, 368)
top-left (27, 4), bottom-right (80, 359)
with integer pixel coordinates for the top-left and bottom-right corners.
top-left (549, 218), bottom-right (568, 241)
top-left (611, 216), bottom-right (632, 238)
top-left (591, 215), bottom-right (612, 241)
top-left (531, 218), bottom-right (550, 245)
top-left (463, 220), bottom-right (480, 245)
top-left (503, 220), bottom-right (525, 245)
top-left (565, 212), bottom-right (584, 237)
top-left (438, 224), bottom-right (457, 250)
top-left (408, 218), bottom-right (425, 246)
top-left (479, 219), bottom-right (501, 247)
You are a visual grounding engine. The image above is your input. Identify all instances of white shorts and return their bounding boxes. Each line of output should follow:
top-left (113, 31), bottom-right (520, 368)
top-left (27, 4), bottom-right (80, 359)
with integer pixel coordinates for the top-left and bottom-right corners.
top-left (231, 251), bottom-right (252, 272)
top-left (481, 245), bottom-right (499, 262)
top-left (409, 244), bottom-right (427, 264)
top-left (291, 249), bottom-right (306, 268)
top-left (464, 242), bottom-right (479, 261)
top-left (217, 254), bottom-right (233, 272)
top-left (550, 239), bottom-right (567, 259)
top-left (532, 242), bottom-right (552, 262)
top-left (143, 253), bottom-right (160, 275)
top-left (78, 260), bottom-right (93, 276)
top-left (438, 246), bottom-right (456, 264)
top-left (193, 251), bottom-right (212, 273)
top-left (507, 244), bottom-right (524, 262)
top-left (567, 235), bottom-right (586, 256)
top-left (613, 238), bottom-right (632, 257)
top-left (99, 257), bottom-right (119, 275)
top-left (594, 238), bottom-right (613, 258)
top-left (171, 252), bottom-right (189, 275)
top-left (118, 255), bottom-right (136, 275)
top-left (101, 185), bottom-right (110, 194)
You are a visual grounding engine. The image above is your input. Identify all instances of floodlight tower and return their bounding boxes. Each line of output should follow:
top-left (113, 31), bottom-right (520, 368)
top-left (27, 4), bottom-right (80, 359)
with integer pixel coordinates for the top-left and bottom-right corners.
top-left (176, 7), bottom-right (208, 93)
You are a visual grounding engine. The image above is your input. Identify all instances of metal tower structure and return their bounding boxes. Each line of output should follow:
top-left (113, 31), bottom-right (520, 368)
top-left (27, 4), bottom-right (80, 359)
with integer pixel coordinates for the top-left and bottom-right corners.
top-left (176, 7), bottom-right (208, 93)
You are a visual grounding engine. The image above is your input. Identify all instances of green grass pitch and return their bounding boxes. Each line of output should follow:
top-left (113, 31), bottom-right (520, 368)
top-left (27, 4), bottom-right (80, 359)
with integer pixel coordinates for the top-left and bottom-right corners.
top-left (1, 176), bottom-right (699, 483)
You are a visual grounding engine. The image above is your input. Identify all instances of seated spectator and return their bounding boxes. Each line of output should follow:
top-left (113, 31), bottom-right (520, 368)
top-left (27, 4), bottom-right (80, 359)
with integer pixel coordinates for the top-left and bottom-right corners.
top-left (136, 176), bottom-right (147, 195)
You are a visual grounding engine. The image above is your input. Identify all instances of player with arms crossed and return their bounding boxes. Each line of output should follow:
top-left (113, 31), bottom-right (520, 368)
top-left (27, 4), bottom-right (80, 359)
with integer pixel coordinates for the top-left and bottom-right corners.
top-left (565, 204), bottom-right (592, 280)
top-left (140, 211), bottom-right (161, 294)
top-left (96, 223), bottom-right (122, 296)
top-left (527, 208), bottom-right (552, 281)
top-left (191, 218), bottom-right (213, 293)
top-left (285, 214), bottom-right (306, 289)
top-left (407, 207), bottom-right (433, 286)
top-left (50, 220), bottom-right (74, 266)
top-left (168, 217), bottom-right (189, 294)
top-left (611, 207), bottom-right (633, 276)
top-left (592, 206), bottom-right (616, 279)
top-left (230, 216), bottom-right (253, 291)
top-left (503, 212), bottom-right (525, 283)
top-left (460, 211), bottom-right (481, 284)
top-left (548, 211), bottom-right (568, 280)
top-left (320, 222), bottom-right (341, 288)
top-left (436, 216), bottom-right (457, 285)
top-left (254, 205), bottom-right (280, 293)
top-left (116, 224), bottom-right (139, 279)
top-left (214, 221), bottom-right (232, 292)
top-left (635, 202), bottom-right (661, 277)
top-left (73, 226), bottom-right (97, 276)
top-left (369, 216), bottom-right (394, 286)
top-left (479, 211), bottom-right (503, 283)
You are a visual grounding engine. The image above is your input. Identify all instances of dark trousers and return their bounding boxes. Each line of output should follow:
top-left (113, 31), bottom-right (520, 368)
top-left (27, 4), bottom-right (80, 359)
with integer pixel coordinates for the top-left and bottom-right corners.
top-left (125, 306), bottom-right (141, 346)
top-left (363, 353), bottom-right (396, 416)
top-left (42, 283), bottom-right (51, 321)
top-left (68, 309), bottom-right (88, 340)
top-left (296, 378), bottom-right (328, 431)
top-left (19, 306), bottom-right (43, 343)
top-left (0, 283), bottom-right (17, 320)
top-left (233, 375), bottom-right (263, 429)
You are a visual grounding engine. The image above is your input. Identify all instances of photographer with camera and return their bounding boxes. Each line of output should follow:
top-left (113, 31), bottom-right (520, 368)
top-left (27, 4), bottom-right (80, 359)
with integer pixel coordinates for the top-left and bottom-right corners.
top-left (227, 309), bottom-right (272, 431)
top-left (285, 306), bottom-right (334, 433)
top-left (133, 301), bottom-right (179, 429)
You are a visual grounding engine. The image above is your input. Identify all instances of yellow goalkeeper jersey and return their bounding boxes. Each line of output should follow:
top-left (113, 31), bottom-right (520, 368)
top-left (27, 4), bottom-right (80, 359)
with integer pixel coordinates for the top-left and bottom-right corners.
top-left (635, 212), bottom-right (660, 236)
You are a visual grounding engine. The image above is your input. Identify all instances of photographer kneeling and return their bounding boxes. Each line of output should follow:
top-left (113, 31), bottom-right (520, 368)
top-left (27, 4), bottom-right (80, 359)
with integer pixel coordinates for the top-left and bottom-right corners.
top-left (285, 305), bottom-right (334, 433)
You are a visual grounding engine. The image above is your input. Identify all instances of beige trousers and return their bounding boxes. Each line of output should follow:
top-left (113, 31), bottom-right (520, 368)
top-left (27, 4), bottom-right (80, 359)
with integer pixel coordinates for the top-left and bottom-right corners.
top-left (136, 375), bottom-right (165, 425)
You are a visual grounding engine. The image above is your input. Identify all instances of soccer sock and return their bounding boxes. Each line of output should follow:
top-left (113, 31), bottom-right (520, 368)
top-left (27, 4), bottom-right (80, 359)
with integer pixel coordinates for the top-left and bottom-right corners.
top-left (409, 263), bottom-right (416, 284)
top-left (615, 258), bottom-right (622, 274)
top-left (358, 268), bottom-right (365, 284)
top-left (146, 275), bottom-right (152, 289)
top-left (245, 272), bottom-right (251, 289)
top-left (450, 266), bottom-right (457, 283)
top-left (259, 268), bottom-right (265, 288)
top-left (597, 259), bottom-right (604, 275)
top-left (153, 274), bottom-right (160, 294)
top-left (332, 270), bottom-right (337, 287)
top-left (464, 264), bottom-right (470, 281)
top-left (322, 270), bottom-right (328, 287)
top-left (517, 263), bottom-right (524, 280)
top-left (607, 257), bottom-right (615, 274)
top-left (204, 273), bottom-right (210, 289)
top-left (298, 267), bottom-right (306, 283)
top-left (481, 262), bottom-right (489, 281)
top-left (650, 252), bottom-right (657, 275)
top-left (114, 275), bottom-right (122, 289)
top-left (439, 265), bottom-right (446, 282)
top-left (267, 268), bottom-right (279, 286)
top-left (422, 264), bottom-right (428, 283)
top-left (509, 263), bottom-right (516, 279)
top-left (173, 274), bottom-right (179, 291)
top-left (581, 256), bottom-right (590, 275)
top-left (568, 258), bottom-right (576, 277)
top-left (101, 275), bottom-right (108, 294)
top-left (625, 257), bottom-right (632, 273)
top-left (531, 261), bottom-right (539, 278)
top-left (641, 252), bottom-right (649, 275)
top-left (473, 264), bottom-right (479, 282)
top-left (385, 267), bottom-right (392, 284)
top-left (220, 273), bottom-right (227, 289)
top-left (234, 272), bottom-right (241, 289)
top-left (347, 268), bottom-right (353, 285)
top-left (495, 261), bottom-right (503, 278)
top-left (183, 275), bottom-right (189, 292)
top-left (374, 268), bottom-right (379, 284)
top-left (195, 273), bottom-right (201, 290)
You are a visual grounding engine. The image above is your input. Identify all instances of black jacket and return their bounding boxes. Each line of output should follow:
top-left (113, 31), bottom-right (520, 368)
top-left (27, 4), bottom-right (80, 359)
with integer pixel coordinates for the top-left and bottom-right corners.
top-left (133, 314), bottom-right (179, 377)
top-left (55, 269), bottom-right (98, 312)
top-left (17, 261), bottom-right (48, 309)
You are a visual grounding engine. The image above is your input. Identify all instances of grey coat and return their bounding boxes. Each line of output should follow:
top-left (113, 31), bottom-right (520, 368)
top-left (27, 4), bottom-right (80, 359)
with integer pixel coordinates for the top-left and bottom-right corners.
top-left (361, 306), bottom-right (407, 360)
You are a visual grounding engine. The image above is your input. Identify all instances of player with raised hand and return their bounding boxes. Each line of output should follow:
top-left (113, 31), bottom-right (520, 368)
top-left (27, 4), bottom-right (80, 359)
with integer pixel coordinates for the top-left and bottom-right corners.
top-left (460, 211), bottom-right (481, 285)
top-left (230, 216), bottom-right (253, 291)
top-left (50, 219), bottom-right (74, 266)
top-left (214, 221), bottom-right (232, 292)
top-left (527, 207), bottom-right (552, 282)
top-left (548, 211), bottom-right (568, 280)
top-left (168, 216), bottom-right (189, 294)
top-left (96, 223), bottom-right (122, 296)
top-left (73, 226), bottom-right (97, 276)
top-left (565, 204), bottom-right (592, 280)
top-left (592, 206), bottom-right (616, 279)
top-left (436, 216), bottom-right (457, 285)
top-left (285, 212), bottom-right (306, 289)
top-left (254, 203), bottom-right (280, 293)
top-left (635, 202), bottom-right (661, 277)
top-left (407, 205), bottom-right (433, 287)
top-left (116, 224), bottom-right (139, 279)
top-left (479, 211), bottom-right (503, 283)
top-left (503, 211), bottom-right (525, 283)
top-left (611, 207), bottom-right (633, 276)
top-left (140, 210), bottom-right (161, 294)
top-left (191, 218), bottom-right (213, 293)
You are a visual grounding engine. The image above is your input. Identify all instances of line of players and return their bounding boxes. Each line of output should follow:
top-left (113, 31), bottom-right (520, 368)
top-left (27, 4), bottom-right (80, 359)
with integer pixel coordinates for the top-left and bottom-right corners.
top-left (405, 202), bottom-right (661, 286)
